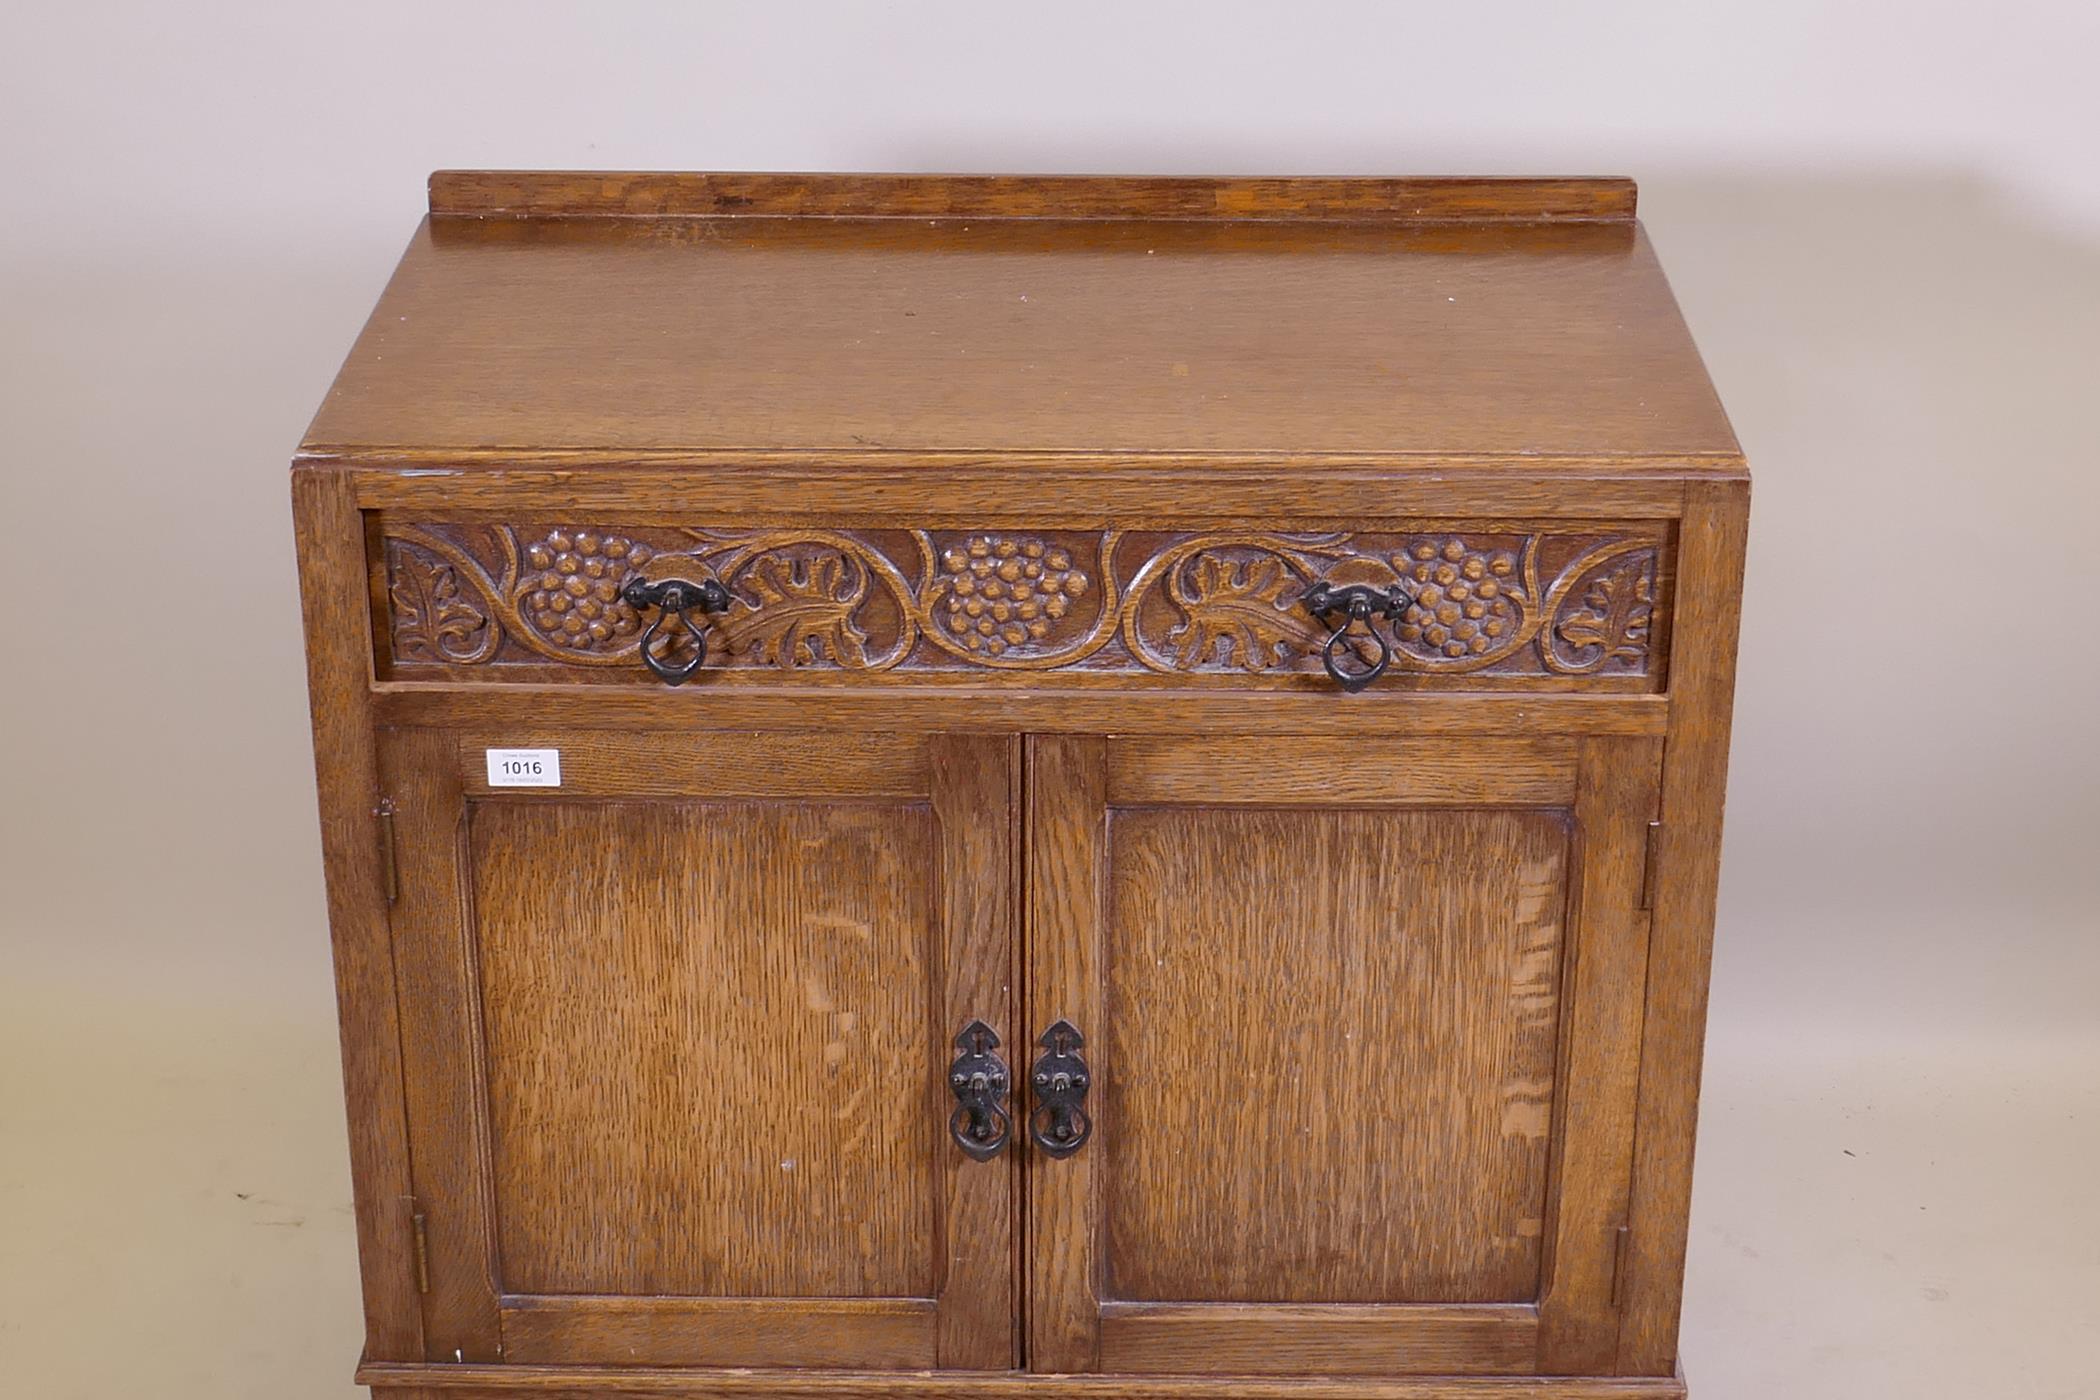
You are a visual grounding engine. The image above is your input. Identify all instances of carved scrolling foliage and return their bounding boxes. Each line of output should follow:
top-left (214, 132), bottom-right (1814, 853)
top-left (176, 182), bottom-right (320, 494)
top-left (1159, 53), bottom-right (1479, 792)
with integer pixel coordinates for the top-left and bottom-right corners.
top-left (386, 545), bottom-right (497, 664)
top-left (383, 524), bottom-right (1664, 681)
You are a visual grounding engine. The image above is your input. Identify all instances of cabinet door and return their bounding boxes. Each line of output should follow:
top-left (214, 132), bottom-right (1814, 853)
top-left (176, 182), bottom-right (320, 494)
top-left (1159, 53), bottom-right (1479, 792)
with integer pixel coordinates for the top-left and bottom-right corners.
top-left (378, 729), bottom-right (1018, 1370)
top-left (1026, 734), bottom-right (1659, 1376)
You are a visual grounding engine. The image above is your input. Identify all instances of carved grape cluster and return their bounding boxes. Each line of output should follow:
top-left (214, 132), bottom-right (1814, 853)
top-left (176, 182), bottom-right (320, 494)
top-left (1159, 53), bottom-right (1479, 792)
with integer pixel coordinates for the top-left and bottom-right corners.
top-left (522, 530), bottom-right (653, 650)
top-left (936, 536), bottom-right (1089, 655)
top-left (1394, 538), bottom-right (1520, 658)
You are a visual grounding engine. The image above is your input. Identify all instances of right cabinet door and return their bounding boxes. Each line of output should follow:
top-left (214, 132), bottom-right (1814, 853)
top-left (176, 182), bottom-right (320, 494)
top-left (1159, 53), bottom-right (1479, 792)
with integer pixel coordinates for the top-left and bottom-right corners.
top-left (1026, 733), bottom-right (1661, 1377)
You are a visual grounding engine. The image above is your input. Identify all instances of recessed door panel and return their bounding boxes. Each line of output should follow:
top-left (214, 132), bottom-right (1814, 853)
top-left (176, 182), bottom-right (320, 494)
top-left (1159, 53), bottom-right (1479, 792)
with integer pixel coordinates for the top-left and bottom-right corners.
top-left (472, 799), bottom-right (937, 1299)
top-left (1104, 806), bottom-right (1568, 1304)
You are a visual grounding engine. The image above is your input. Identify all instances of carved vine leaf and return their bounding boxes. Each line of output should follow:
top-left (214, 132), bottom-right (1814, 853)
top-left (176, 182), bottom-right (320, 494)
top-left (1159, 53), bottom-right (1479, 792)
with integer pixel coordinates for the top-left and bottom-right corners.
top-left (1167, 554), bottom-right (1323, 670)
top-left (1554, 559), bottom-right (1653, 669)
top-left (717, 552), bottom-right (871, 668)
top-left (388, 545), bottom-right (490, 662)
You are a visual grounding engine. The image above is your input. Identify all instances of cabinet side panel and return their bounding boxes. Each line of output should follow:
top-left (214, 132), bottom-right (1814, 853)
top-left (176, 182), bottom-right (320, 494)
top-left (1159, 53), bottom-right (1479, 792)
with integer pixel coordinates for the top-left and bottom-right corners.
top-left (1617, 479), bottom-right (1749, 1373)
top-left (290, 466), bottom-right (424, 1359)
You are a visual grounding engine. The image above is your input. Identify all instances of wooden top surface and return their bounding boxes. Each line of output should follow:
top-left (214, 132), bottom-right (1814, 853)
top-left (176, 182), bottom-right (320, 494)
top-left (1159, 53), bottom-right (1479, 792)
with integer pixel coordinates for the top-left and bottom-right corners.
top-left (301, 173), bottom-right (1739, 467)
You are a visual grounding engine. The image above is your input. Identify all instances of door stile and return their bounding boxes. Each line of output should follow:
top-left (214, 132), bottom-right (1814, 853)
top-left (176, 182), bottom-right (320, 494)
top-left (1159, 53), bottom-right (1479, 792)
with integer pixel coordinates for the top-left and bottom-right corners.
top-left (1534, 736), bottom-right (1664, 1372)
top-left (377, 726), bottom-right (504, 1361)
top-left (1010, 736), bottom-right (1032, 1371)
top-left (930, 735), bottom-right (1022, 1368)
top-left (1024, 736), bottom-right (1108, 1372)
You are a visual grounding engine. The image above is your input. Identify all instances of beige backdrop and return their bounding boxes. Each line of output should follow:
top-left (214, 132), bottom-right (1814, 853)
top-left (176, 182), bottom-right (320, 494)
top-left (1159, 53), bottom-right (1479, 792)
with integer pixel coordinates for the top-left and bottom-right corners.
top-left (4, 5), bottom-right (2096, 1398)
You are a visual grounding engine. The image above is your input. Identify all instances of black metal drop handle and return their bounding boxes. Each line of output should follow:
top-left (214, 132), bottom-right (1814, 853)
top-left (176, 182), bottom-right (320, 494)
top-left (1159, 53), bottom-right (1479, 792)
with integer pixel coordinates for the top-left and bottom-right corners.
top-left (1302, 582), bottom-right (1413, 693)
top-left (947, 1019), bottom-right (1012, 1160)
top-left (1028, 1018), bottom-right (1092, 1159)
top-left (621, 577), bottom-right (733, 685)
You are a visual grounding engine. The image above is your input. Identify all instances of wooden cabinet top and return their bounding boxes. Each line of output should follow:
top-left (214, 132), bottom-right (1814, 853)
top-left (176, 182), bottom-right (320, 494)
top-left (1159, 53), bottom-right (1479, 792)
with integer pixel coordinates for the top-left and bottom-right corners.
top-left (300, 172), bottom-right (1741, 471)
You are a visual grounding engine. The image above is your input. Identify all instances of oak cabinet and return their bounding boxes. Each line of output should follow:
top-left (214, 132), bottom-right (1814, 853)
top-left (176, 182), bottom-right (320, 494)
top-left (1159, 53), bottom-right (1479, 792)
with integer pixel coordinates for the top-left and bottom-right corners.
top-left (294, 173), bottom-right (1746, 1400)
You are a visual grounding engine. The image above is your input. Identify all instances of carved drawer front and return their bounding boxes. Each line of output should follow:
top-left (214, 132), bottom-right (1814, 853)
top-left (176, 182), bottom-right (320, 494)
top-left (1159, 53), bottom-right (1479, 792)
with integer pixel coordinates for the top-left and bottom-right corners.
top-left (375, 520), bottom-right (1672, 691)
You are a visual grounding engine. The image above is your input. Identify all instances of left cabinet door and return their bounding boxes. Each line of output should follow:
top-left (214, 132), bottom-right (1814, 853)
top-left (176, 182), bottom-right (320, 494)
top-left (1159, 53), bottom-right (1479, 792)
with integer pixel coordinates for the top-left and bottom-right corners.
top-left (374, 728), bottom-right (1019, 1370)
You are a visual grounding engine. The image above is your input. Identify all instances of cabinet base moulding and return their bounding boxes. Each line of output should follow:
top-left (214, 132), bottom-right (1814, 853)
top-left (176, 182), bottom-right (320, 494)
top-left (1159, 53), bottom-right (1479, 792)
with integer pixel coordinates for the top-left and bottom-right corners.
top-left (359, 1362), bottom-right (1689, 1400)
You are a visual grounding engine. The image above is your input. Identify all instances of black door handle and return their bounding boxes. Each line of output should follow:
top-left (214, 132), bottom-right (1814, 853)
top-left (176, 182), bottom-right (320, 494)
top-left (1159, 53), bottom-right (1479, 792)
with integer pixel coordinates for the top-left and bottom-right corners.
top-left (1028, 1018), bottom-right (1093, 1159)
top-left (1302, 582), bottom-right (1413, 693)
top-left (947, 1019), bottom-right (1012, 1160)
top-left (620, 577), bottom-right (732, 685)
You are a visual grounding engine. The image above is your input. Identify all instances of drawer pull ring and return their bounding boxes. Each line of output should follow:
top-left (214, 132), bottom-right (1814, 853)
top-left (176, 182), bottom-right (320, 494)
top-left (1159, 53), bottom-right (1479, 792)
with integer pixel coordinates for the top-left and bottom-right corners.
top-left (620, 577), bottom-right (733, 685)
top-left (1028, 1018), bottom-right (1093, 1159)
top-left (1302, 582), bottom-right (1413, 693)
top-left (947, 1019), bottom-right (1013, 1160)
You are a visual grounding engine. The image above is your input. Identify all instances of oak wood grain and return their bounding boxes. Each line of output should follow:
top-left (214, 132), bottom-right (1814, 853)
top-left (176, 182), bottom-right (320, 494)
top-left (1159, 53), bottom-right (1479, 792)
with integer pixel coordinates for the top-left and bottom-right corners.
top-left (428, 172), bottom-right (1639, 223)
top-left (301, 214), bottom-right (1736, 460)
top-left (929, 736), bottom-right (1021, 1368)
top-left (1105, 736), bottom-right (1577, 807)
top-left (345, 464), bottom-right (1716, 515)
top-left (1025, 737), bottom-right (1109, 1373)
top-left (1100, 804), bottom-right (1569, 1308)
top-left (470, 798), bottom-right (939, 1300)
top-left (373, 687), bottom-right (1674, 740)
top-left (1535, 740), bottom-right (1663, 1372)
top-left (1617, 481), bottom-right (1750, 1375)
top-left (289, 467), bottom-right (424, 1361)
top-left (360, 1363), bottom-right (1687, 1398)
top-left (377, 726), bottom-right (502, 1360)
top-left (498, 1296), bottom-right (937, 1369)
top-left (1096, 1304), bottom-right (1538, 1376)
top-left (449, 730), bottom-right (930, 798)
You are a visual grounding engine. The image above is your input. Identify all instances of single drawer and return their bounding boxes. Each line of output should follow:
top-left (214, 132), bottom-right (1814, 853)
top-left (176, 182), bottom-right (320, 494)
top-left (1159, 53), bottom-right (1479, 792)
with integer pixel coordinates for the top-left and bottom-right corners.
top-left (373, 519), bottom-right (1673, 692)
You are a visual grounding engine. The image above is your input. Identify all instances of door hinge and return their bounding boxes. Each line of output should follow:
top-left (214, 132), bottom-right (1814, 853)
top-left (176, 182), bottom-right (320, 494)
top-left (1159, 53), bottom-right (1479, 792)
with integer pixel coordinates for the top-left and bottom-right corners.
top-left (411, 1207), bottom-right (431, 1295)
top-left (1639, 820), bottom-right (1663, 911)
top-left (1610, 1224), bottom-right (1632, 1307)
top-left (374, 798), bottom-right (400, 904)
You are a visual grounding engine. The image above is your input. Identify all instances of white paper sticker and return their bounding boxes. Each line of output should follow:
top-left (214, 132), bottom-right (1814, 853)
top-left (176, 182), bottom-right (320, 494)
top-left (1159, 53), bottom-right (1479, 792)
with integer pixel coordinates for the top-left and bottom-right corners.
top-left (485, 748), bottom-right (562, 788)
